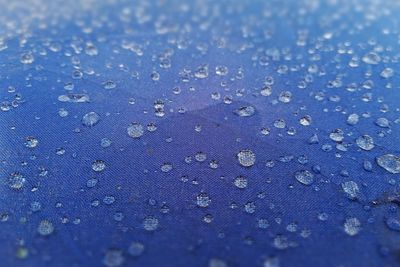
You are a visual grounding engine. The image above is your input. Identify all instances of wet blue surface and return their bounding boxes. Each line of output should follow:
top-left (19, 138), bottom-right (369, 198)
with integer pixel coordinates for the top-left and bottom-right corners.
top-left (0, 0), bottom-right (400, 266)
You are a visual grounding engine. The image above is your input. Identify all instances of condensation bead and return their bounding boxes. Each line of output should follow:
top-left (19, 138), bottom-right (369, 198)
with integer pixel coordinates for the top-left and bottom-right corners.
top-left (82, 112), bottom-right (100, 127)
top-left (344, 217), bottom-right (361, 236)
top-left (143, 216), bottom-right (159, 231)
top-left (294, 170), bottom-right (314, 185)
top-left (234, 176), bottom-right (248, 189)
top-left (127, 123), bottom-right (144, 138)
top-left (37, 220), bottom-right (54, 236)
top-left (237, 150), bottom-right (256, 167)
top-left (196, 193), bottom-right (211, 207)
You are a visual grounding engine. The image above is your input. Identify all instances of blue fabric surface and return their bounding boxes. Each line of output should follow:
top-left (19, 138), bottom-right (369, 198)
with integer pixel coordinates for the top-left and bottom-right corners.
top-left (1, 0), bottom-right (400, 266)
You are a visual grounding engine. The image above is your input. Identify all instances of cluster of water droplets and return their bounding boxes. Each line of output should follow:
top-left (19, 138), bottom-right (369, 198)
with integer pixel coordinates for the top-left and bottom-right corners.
top-left (1, 0), bottom-right (400, 266)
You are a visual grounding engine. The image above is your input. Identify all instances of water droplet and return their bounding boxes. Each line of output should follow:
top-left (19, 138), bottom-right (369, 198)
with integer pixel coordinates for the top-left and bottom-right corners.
top-left (294, 170), bottom-right (314, 185)
top-left (103, 249), bottom-right (124, 267)
top-left (101, 138), bottom-right (112, 148)
top-left (30, 201), bottom-right (42, 212)
top-left (64, 82), bottom-right (74, 90)
top-left (143, 216), bottom-right (159, 231)
top-left (273, 119), bottom-right (286, 129)
top-left (209, 258), bottom-right (227, 267)
top-left (196, 193), bottom-right (211, 207)
top-left (194, 64), bottom-right (209, 79)
top-left (37, 220), bottom-right (54, 236)
top-left (380, 68), bottom-right (394, 78)
top-left (58, 94), bottom-right (90, 103)
top-left (273, 235), bottom-right (291, 249)
top-left (234, 176), bottom-right (248, 189)
top-left (161, 163), bottom-right (173, 173)
top-left (20, 53), bottom-right (34, 64)
top-left (375, 117), bottom-right (390, 128)
top-left (25, 136), bottom-right (38, 148)
top-left (308, 134), bottom-right (319, 144)
top-left (215, 65), bottom-right (228, 76)
top-left (72, 69), bottom-right (83, 79)
top-left (257, 218), bottom-right (269, 229)
top-left (261, 127), bottom-right (270, 136)
top-left (244, 201), bottom-right (256, 213)
top-left (113, 212), bottom-right (124, 222)
top-left (299, 115), bottom-right (312, 126)
top-left (82, 112), bottom-right (100, 127)
top-left (356, 135), bottom-right (374, 151)
top-left (278, 91), bottom-right (292, 103)
top-left (58, 108), bottom-right (69, 117)
top-left (128, 242), bottom-right (145, 257)
top-left (263, 257), bottom-right (280, 267)
top-left (92, 160), bottom-right (106, 172)
top-left (363, 160), bottom-right (373, 172)
top-left (209, 160), bottom-right (219, 169)
top-left (103, 196), bottom-right (115, 205)
top-left (127, 123), bottom-right (144, 138)
top-left (385, 217), bottom-right (400, 232)
top-left (203, 214), bottom-right (214, 223)
top-left (347, 113), bottom-right (359, 125)
top-left (150, 71), bottom-right (160, 81)
top-left (147, 123), bottom-right (157, 132)
top-left (8, 172), bottom-right (26, 190)
top-left (86, 178), bottom-right (98, 188)
top-left (195, 152), bottom-right (207, 162)
top-left (260, 86), bottom-right (272, 96)
top-left (329, 129), bottom-right (344, 142)
top-left (237, 149), bottom-right (256, 167)
top-left (318, 212), bottom-right (328, 221)
top-left (376, 154), bottom-right (400, 173)
top-left (344, 217), bottom-right (361, 236)
top-left (103, 80), bottom-right (116, 90)
top-left (85, 42), bottom-right (98, 56)
top-left (286, 222), bottom-right (298, 232)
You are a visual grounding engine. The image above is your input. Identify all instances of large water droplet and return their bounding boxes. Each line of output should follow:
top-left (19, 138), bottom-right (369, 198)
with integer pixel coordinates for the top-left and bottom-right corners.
top-left (356, 135), bottom-right (374, 151)
top-left (344, 217), bottom-right (361, 236)
top-left (127, 123), bottom-right (144, 138)
top-left (82, 112), bottom-right (100, 127)
top-left (376, 154), bottom-right (400, 173)
top-left (196, 193), bottom-right (211, 207)
top-left (237, 149), bottom-right (256, 167)
top-left (294, 170), bottom-right (314, 185)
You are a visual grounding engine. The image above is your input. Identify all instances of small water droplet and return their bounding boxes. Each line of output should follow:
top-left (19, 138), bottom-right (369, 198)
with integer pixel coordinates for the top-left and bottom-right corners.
top-left (103, 80), bottom-right (116, 90)
top-left (143, 216), bottom-right (159, 231)
top-left (362, 52), bottom-right (381, 64)
top-left (356, 135), bottom-right (374, 151)
top-left (128, 242), bottom-right (145, 257)
top-left (20, 53), bottom-right (34, 64)
top-left (234, 106), bottom-right (255, 117)
top-left (196, 193), bottom-right (211, 207)
top-left (92, 160), bottom-right (106, 172)
top-left (37, 220), bottom-right (54, 236)
top-left (344, 217), bottom-right (361, 236)
top-left (294, 170), bottom-right (314, 185)
top-left (25, 136), bottom-right (38, 148)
